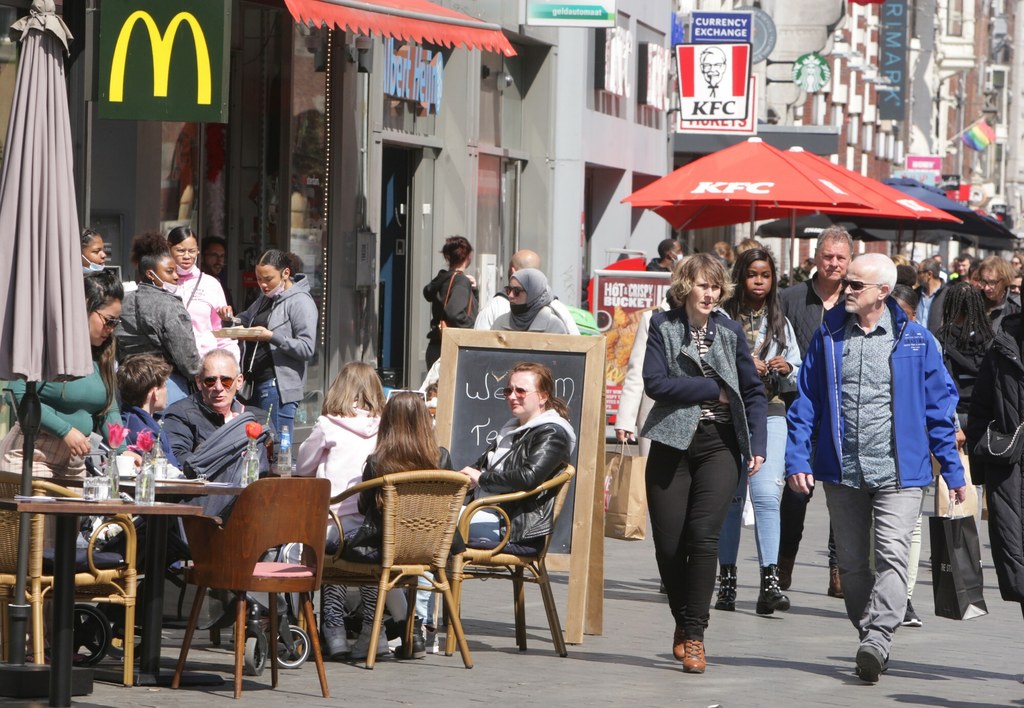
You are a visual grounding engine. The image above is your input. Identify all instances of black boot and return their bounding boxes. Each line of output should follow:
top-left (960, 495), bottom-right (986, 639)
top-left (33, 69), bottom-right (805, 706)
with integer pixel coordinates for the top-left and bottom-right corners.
top-left (714, 564), bottom-right (738, 611)
top-left (396, 617), bottom-right (426, 659)
top-left (757, 564), bottom-right (791, 615)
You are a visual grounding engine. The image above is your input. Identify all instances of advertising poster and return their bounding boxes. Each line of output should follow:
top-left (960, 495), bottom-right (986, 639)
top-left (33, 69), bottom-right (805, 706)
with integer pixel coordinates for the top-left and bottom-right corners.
top-left (592, 270), bottom-right (671, 423)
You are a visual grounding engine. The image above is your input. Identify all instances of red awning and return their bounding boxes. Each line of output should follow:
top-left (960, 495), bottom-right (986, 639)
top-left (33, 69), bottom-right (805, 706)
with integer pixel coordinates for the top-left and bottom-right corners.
top-left (284, 0), bottom-right (516, 56)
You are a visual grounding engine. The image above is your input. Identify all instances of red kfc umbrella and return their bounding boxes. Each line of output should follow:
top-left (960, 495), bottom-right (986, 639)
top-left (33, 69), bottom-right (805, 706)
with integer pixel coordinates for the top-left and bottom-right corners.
top-left (623, 137), bottom-right (872, 230)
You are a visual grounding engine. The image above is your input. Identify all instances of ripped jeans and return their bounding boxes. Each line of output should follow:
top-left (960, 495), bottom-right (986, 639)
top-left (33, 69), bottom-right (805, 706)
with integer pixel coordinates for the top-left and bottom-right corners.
top-left (718, 415), bottom-right (787, 567)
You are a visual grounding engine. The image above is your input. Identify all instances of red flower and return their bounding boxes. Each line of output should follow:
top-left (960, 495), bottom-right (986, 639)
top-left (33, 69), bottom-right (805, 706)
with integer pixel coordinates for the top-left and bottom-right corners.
top-left (134, 430), bottom-right (156, 453)
top-left (245, 422), bottom-right (262, 440)
top-left (107, 423), bottom-right (128, 450)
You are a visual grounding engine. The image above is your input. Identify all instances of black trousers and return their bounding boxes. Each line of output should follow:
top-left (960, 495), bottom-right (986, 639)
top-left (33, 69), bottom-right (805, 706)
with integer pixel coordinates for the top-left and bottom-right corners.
top-left (778, 484), bottom-right (838, 566)
top-left (646, 421), bottom-right (741, 641)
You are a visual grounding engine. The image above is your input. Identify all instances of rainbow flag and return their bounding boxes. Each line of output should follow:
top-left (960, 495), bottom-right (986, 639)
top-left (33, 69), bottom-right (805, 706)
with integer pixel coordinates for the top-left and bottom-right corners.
top-left (963, 120), bottom-right (996, 151)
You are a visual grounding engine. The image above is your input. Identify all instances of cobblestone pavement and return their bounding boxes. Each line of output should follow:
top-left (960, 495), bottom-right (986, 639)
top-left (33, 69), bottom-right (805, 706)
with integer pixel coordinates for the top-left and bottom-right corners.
top-left (9, 487), bottom-right (1022, 707)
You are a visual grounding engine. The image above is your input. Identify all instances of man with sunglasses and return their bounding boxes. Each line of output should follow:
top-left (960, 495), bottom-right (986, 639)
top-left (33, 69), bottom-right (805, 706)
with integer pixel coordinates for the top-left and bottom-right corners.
top-left (786, 253), bottom-right (965, 684)
top-left (162, 349), bottom-right (273, 474)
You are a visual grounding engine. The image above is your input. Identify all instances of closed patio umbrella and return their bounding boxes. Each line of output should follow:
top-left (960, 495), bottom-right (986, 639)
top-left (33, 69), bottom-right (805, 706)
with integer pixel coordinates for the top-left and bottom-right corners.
top-left (0, 0), bottom-right (91, 691)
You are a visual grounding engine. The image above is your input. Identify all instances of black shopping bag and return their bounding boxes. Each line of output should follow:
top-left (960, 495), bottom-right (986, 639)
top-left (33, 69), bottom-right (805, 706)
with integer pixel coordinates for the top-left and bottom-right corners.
top-left (929, 515), bottom-right (988, 620)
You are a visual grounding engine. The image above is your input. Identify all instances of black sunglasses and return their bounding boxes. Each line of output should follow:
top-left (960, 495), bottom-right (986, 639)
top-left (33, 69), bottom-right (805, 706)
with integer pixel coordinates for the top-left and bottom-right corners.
top-left (841, 278), bottom-right (882, 292)
top-left (504, 285), bottom-right (524, 297)
top-left (201, 375), bottom-right (236, 389)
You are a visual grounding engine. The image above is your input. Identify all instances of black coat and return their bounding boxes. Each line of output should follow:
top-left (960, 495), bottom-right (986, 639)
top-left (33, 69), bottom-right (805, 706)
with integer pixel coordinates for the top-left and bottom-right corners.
top-left (966, 313), bottom-right (1024, 602)
top-left (779, 278), bottom-right (845, 357)
top-left (474, 422), bottom-right (572, 543)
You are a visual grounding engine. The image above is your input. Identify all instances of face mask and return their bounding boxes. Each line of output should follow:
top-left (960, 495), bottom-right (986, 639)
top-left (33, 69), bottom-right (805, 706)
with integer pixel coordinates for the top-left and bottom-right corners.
top-left (150, 273), bottom-right (178, 295)
top-left (265, 281), bottom-right (285, 299)
top-left (674, 253), bottom-right (684, 263)
top-left (175, 263), bottom-right (193, 277)
top-left (82, 255), bottom-right (104, 273)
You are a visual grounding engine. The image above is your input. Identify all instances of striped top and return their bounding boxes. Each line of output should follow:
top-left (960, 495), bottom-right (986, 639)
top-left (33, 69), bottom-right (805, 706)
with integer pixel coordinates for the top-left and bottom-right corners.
top-left (692, 324), bottom-right (732, 423)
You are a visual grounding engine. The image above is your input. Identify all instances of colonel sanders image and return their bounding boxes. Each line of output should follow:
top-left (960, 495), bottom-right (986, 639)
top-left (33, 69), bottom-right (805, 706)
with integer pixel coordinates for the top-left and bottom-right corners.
top-left (700, 47), bottom-right (727, 97)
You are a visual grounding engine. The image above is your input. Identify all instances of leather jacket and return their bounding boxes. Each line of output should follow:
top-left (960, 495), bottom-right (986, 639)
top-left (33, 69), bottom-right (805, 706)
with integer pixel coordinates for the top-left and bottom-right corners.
top-left (474, 423), bottom-right (572, 543)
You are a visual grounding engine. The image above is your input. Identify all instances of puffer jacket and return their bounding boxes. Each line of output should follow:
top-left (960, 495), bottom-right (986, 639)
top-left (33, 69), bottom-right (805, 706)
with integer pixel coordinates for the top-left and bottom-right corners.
top-left (116, 283), bottom-right (201, 378)
top-left (965, 313), bottom-right (1024, 602)
top-left (473, 412), bottom-right (576, 543)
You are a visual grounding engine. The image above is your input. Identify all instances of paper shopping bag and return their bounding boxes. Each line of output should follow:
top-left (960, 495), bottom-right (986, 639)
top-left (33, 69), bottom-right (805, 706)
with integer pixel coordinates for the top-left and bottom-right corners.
top-left (930, 514), bottom-right (988, 620)
top-left (604, 445), bottom-right (647, 541)
top-left (935, 450), bottom-right (977, 518)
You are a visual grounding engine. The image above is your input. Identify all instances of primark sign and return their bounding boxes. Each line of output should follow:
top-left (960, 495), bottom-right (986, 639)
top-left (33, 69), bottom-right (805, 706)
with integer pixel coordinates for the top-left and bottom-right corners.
top-left (879, 0), bottom-right (909, 121)
top-left (382, 38), bottom-right (444, 115)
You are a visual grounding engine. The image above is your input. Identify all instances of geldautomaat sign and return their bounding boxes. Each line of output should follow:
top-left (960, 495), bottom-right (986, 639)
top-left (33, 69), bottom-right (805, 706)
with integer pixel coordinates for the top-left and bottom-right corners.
top-left (98, 0), bottom-right (230, 122)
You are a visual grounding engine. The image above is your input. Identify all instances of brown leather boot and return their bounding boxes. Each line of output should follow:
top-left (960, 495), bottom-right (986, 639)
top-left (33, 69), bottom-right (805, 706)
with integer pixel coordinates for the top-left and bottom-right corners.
top-left (777, 554), bottom-right (795, 591)
top-left (682, 639), bottom-right (706, 673)
top-left (828, 565), bottom-right (844, 598)
top-left (672, 626), bottom-right (686, 661)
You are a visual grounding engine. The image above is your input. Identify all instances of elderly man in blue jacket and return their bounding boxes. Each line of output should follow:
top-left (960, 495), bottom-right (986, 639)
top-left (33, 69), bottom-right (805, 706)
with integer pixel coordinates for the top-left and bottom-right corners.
top-left (786, 253), bottom-right (966, 684)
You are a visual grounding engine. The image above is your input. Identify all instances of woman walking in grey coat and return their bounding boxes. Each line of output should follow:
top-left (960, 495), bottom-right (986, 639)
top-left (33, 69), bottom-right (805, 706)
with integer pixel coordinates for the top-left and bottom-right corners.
top-left (236, 250), bottom-right (319, 434)
top-left (642, 253), bottom-right (767, 674)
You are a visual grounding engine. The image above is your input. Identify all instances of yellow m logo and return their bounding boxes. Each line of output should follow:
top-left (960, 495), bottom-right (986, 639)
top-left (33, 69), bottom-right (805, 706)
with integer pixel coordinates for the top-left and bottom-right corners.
top-left (108, 11), bottom-right (212, 105)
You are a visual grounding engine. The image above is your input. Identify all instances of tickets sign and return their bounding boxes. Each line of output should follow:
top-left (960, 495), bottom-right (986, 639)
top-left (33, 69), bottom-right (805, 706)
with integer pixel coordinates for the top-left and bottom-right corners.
top-left (591, 270), bottom-right (672, 424)
top-left (678, 77), bottom-right (757, 135)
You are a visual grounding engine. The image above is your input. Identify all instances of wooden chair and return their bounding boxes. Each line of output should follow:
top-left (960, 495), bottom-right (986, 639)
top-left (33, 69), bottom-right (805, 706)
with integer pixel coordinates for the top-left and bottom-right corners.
top-left (0, 471), bottom-right (139, 686)
top-left (321, 469), bottom-right (473, 670)
top-left (171, 477), bottom-right (331, 699)
top-left (445, 465), bottom-right (575, 658)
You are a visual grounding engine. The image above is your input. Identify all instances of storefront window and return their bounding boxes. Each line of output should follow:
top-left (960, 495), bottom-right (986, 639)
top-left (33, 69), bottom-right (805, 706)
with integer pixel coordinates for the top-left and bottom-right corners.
top-left (286, 22), bottom-right (330, 430)
top-left (381, 39), bottom-right (439, 136)
top-left (476, 154), bottom-right (519, 288)
top-left (0, 7), bottom-right (19, 175)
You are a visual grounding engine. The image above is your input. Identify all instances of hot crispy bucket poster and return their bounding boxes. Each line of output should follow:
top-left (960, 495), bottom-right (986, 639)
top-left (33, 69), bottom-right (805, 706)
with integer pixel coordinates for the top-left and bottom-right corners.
top-left (593, 270), bottom-right (671, 423)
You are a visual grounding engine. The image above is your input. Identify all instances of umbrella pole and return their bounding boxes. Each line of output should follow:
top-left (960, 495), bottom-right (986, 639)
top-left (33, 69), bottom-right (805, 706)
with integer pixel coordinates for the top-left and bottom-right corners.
top-left (8, 381), bottom-right (39, 666)
top-left (750, 202), bottom-right (755, 239)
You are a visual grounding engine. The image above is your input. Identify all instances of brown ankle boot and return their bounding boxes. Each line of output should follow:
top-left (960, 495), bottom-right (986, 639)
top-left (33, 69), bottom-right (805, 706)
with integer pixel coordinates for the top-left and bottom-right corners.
top-left (672, 626), bottom-right (686, 661)
top-left (828, 565), bottom-right (844, 598)
top-left (682, 639), bottom-right (706, 673)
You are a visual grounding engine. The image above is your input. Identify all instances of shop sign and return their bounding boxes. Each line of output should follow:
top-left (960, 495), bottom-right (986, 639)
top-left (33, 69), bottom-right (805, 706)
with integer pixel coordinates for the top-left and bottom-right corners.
top-left (689, 11), bottom-right (752, 44)
top-left (382, 39), bottom-right (444, 115)
top-left (676, 43), bottom-right (751, 121)
top-left (98, 0), bottom-right (230, 122)
top-left (638, 43), bottom-right (670, 111)
top-left (902, 155), bottom-right (942, 187)
top-left (596, 27), bottom-right (632, 97)
top-left (878, 0), bottom-right (909, 120)
top-left (526, 0), bottom-right (615, 27)
top-left (792, 53), bottom-right (830, 93)
top-left (591, 270), bottom-right (671, 423)
top-left (677, 78), bottom-right (757, 135)
top-left (735, 6), bottom-right (777, 63)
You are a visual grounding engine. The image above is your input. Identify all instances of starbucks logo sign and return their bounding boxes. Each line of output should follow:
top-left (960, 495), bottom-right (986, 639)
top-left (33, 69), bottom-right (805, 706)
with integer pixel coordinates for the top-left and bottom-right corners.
top-left (792, 53), bottom-right (831, 93)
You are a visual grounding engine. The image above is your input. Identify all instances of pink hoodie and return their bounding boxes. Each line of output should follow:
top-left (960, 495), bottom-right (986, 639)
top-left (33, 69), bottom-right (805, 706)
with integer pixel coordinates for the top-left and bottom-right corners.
top-left (294, 410), bottom-right (380, 517)
top-left (176, 264), bottom-right (240, 362)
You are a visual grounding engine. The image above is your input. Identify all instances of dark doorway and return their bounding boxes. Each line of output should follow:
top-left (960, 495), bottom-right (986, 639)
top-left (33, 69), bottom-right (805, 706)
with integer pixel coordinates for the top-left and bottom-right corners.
top-left (378, 146), bottom-right (413, 387)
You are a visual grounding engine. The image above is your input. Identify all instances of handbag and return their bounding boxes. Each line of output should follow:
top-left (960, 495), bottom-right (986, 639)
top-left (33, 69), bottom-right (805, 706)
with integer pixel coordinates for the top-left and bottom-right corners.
top-left (929, 507), bottom-right (988, 620)
top-left (340, 512), bottom-right (382, 563)
top-left (972, 420), bottom-right (1024, 466)
top-left (603, 443), bottom-right (648, 541)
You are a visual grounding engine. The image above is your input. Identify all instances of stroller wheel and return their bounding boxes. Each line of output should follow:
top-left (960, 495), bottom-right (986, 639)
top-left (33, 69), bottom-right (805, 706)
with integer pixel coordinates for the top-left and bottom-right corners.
top-left (243, 629), bottom-right (268, 676)
top-left (72, 604), bottom-right (111, 667)
top-left (276, 625), bottom-right (310, 669)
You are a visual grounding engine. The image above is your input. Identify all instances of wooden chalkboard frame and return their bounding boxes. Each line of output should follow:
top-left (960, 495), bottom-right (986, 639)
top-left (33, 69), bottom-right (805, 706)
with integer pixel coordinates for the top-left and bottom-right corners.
top-left (435, 329), bottom-right (606, 643)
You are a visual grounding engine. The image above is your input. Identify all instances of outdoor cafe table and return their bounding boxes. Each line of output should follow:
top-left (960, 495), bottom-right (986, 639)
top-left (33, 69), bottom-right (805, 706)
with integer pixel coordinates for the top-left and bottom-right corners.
top-left (0, 498), bottom-right (205, 707)
top-left (54, 478), bottom-right (243, 687)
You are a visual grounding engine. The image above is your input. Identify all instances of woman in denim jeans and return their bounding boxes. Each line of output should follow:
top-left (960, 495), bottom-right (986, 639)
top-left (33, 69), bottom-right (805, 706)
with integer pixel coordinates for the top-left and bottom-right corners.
top-left (237, 250), bottom-right (318, 434)
top-left (715, 248), bottom-right (801, 616)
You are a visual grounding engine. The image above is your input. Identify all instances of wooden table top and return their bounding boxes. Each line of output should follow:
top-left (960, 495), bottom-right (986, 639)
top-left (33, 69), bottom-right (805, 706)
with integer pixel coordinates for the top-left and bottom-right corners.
top-left (0, 498), bottom-right (208, 516)
top-left (52, 477), bottom-right (245, 497)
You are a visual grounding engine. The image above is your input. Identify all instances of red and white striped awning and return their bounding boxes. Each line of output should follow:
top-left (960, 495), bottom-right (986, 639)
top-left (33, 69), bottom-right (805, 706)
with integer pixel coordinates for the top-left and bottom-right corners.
top-left (283, 0), bottom-right (516, 56)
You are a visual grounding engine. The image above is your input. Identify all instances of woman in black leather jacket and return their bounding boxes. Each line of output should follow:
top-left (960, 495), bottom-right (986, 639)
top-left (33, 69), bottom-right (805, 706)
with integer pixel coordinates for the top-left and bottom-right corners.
top-left (461, 362), bottom-right (577, 549)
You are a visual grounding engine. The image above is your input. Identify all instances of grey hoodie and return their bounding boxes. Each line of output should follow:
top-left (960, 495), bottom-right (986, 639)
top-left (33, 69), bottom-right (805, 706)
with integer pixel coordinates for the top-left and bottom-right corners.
top-left (239, 274), bottom-right (319, 405)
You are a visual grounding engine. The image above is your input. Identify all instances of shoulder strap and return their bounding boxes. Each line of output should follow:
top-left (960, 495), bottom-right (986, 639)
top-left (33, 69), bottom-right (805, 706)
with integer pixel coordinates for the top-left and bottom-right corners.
top-left (185, 271), bottom-right (203, 310)
top-left (442, 272), bottom-right (457, 308)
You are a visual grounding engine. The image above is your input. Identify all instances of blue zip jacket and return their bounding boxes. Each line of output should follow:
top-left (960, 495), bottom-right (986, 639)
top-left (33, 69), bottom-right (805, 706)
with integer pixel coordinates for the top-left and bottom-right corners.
top-left (785, 298), bottom-right (964, 489)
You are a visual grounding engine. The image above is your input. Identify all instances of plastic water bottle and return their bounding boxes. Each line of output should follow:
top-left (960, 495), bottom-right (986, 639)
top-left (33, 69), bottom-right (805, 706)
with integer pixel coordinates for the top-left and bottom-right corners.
top-left (242, 439), bottom-right (261, 487)
top-left (136, 460), bottom-right (155, 505)
top-left (276, 426), bottom-right (292, 477)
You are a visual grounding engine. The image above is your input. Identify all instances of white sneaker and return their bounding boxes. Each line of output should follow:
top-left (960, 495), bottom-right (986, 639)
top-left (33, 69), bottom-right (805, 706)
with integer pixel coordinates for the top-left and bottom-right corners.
top-left (322, 625), bottom-right (350, 659)
top-left (349, 624), bottom-right (389, 660)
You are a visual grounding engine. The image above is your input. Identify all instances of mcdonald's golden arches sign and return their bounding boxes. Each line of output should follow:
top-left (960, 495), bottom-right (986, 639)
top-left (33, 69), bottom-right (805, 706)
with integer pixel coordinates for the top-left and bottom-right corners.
top-left (98, 0), bottom-right (230, 122)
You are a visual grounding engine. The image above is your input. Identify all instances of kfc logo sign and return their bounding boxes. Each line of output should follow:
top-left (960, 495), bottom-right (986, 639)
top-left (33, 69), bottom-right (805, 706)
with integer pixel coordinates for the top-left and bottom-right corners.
top-left (676, 43), bottom-right (752, 121)
top-left (692, 181), bottom-right (773, 195)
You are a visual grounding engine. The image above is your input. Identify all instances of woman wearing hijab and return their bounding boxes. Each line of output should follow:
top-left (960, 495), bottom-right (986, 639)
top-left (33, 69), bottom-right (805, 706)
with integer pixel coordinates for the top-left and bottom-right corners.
top-left (491, 268), bottom-right (568, 334)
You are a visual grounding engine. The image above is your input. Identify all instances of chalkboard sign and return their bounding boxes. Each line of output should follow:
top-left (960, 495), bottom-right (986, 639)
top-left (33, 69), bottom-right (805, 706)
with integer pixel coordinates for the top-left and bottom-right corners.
top-left (435, 329), bottom-right (605, 555)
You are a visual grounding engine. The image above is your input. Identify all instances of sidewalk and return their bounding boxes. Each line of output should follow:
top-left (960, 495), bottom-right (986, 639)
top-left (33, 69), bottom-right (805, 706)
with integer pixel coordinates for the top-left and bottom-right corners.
top-left (35, 488), bottom-right (1023, 707)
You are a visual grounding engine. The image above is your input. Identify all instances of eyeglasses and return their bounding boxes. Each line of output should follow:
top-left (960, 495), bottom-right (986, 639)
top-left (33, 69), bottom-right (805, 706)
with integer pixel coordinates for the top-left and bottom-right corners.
top-left (172, 248), bottom-right (199, 257)
top-left (94, 312), bottom-right (121, 330)
top-left (504, 286), bottom-right (524, 297)
top-left (841, 279), bottom-right (882, 292)
top-left (201, 375), bottom-right (237, 389)
top-left (502, 386), bottom-right (537, 399)
top-left (979, 278), bottom-right (1003, 288)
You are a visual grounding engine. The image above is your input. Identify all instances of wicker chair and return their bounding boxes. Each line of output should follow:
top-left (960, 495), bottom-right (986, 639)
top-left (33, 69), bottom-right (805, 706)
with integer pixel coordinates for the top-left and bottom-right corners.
top-left (0, 471), bottom-right (138, 686)
top-left (321, 469), bottom-right (473, 670)
top-left (445, 465), bottom-right (575, 658)
top-left (172, 477), bottom-right (331, 699)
